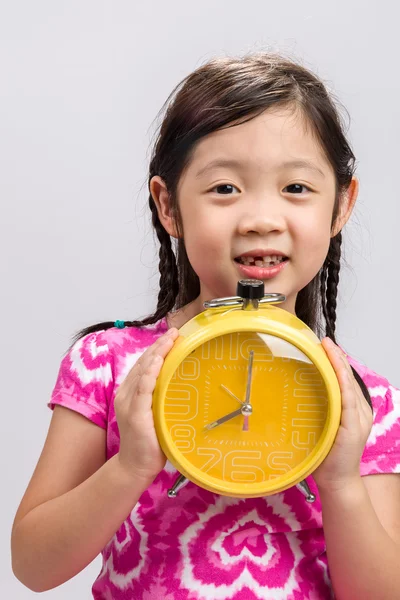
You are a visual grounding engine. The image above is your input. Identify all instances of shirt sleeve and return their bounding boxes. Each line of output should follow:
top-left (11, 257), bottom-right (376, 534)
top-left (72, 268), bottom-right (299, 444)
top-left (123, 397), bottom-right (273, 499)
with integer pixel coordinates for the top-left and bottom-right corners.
top-left (48, 330), bottom-right (114, 429)
top-left (360, 382), bottom-right (400, 476)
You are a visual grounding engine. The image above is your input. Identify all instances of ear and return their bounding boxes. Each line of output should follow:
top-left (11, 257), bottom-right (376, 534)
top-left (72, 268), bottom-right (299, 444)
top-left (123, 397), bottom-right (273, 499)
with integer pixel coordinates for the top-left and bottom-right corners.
top-left (331, 177), bottom-right (359, 237)
top-left (150, 176), bottom-right (180, 239)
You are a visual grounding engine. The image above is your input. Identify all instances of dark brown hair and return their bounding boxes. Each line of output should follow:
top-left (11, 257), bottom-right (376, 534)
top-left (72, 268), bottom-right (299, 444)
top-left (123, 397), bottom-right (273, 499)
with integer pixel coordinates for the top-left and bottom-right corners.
top-left (72, 52), bottom-right (372, 409)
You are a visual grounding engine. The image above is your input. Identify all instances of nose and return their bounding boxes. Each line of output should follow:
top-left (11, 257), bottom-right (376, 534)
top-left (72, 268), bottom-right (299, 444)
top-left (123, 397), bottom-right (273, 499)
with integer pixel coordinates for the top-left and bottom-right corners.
top-left (237, 197), bottom-right (286, 236)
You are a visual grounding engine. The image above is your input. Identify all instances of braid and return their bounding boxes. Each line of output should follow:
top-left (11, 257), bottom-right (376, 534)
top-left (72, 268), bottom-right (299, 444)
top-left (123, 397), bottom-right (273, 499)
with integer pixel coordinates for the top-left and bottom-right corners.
top-left (321, 232), bottom-right (373, 411)
top-left (125, 197), bottom-right (179, 327)
top-left (68, 197), bottom-right (179, 348)
top-left (321, 232), bottom-right (342, 344)
top-left (152, 199), bottom-right (179, 315)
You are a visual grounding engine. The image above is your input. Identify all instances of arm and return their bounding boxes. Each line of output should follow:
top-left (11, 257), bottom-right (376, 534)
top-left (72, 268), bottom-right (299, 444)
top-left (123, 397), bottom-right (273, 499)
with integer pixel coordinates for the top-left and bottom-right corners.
top-left (11, 406), bottom-right (153, 593)
top-left (314, 340), bottom-right (400, 599)
top-left (319, 474), bottom-right (400, 600)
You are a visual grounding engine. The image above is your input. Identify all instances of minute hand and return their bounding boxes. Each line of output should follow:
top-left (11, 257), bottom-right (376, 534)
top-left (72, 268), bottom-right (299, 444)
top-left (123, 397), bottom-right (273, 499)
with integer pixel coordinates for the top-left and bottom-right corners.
top-left (243, 350), bottom-right (254, 431)
top-left (204, 407), bottom-right (243, 430)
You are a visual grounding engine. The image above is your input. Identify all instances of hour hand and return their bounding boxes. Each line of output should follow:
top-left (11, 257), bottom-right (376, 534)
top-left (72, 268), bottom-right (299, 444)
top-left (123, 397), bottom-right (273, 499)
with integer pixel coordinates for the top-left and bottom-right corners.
top-left (204, 407), bottom-right (243, 431)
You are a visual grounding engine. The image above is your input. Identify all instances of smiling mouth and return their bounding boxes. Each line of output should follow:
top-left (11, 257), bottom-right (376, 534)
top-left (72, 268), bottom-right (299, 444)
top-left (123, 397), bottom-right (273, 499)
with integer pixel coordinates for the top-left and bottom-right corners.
top-left (234, 255), bottom-right (289, 267)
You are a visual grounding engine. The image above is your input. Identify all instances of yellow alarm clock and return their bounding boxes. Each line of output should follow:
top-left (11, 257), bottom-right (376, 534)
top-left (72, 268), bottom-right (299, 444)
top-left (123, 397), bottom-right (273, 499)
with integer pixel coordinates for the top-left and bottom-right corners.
top-left (153, 279), bottom-right (341, 501)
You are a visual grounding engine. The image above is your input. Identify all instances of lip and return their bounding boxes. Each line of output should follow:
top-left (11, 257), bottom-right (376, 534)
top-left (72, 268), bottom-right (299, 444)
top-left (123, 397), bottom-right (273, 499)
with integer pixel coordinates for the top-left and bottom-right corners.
top-left (235, 248), bottom-right (288, 259)
top-left (235, 258), bottom-right (289, 280)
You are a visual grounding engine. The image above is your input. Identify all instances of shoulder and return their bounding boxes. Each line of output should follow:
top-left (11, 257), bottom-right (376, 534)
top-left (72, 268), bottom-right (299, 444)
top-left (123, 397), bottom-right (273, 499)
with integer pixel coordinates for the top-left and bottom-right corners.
top-left (340, 346), bottom-right (397, 407)
top-left (50, 319), bottom-right (169, 424)
top-left (72, 317), bottom-right (168, 360)
top-left (341, 348), bottom-right (400, 473)
top-left (92, 318), bottom-right (169, 386)
top-left (102, 318), bottom-right (168, 352)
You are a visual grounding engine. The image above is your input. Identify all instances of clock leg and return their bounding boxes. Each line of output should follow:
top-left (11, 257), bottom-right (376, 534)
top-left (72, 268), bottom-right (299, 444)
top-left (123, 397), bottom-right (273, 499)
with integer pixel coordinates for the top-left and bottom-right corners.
top-left (296, 479), bottom-right (316, 503)
top-left (167, 473), bottom-right (189, 498)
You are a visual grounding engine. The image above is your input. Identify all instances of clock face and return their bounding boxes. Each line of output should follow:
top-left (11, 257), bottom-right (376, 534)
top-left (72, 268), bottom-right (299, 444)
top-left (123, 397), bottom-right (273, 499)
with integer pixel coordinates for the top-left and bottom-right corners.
top-left (163, 332), bottom-right (329, 488)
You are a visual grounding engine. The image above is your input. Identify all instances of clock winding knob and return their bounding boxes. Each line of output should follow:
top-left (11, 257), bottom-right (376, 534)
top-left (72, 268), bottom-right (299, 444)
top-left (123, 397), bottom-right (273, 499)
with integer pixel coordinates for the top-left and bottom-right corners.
top-left (237, 279), bottom-right (264, 310)
top-left (237, 279), bottom-right (265, 300)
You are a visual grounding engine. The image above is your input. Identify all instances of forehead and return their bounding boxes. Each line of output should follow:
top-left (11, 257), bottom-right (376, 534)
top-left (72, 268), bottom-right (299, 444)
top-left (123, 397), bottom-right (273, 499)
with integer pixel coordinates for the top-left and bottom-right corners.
top-left (184, 107), bottom-right (332, 177)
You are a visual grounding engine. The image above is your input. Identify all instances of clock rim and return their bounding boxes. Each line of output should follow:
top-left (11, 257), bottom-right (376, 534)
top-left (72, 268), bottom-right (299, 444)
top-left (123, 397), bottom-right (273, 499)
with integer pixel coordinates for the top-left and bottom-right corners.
top-left (152, 306), bottom-right (341, 497)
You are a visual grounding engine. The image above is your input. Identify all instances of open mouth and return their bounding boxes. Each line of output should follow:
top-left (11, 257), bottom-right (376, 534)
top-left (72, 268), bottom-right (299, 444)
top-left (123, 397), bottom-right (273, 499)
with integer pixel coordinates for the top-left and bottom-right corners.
top-left (234, 255), bottom-right (289, 268)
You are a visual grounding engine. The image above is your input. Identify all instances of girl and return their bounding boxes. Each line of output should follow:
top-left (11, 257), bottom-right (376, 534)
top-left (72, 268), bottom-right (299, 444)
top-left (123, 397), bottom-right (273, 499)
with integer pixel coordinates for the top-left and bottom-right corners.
top-left (11, 52), bottom-right (400, 600)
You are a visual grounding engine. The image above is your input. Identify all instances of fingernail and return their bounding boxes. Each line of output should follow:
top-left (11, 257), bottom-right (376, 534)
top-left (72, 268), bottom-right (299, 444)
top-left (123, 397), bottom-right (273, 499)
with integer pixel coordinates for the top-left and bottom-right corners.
top-left (326, 338), bottom-right (338, 350)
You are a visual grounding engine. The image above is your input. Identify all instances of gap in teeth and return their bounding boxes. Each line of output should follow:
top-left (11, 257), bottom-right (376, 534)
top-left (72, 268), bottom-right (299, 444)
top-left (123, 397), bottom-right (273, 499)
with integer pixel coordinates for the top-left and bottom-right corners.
top-left (239, 255), bottom-right (285, 266)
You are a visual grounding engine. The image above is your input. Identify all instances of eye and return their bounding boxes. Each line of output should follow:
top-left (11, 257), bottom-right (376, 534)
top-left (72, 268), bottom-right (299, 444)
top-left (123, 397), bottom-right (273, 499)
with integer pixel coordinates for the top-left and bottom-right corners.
top-left (284, 183), bottom-right (312, 194)
top-left (209, 183), bottom-right (240, 195)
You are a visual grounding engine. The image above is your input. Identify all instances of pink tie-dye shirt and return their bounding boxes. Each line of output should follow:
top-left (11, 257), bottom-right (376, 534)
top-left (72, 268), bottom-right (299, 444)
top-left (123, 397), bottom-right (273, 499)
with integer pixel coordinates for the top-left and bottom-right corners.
top-left (48, 318), bottom-right (400, 600)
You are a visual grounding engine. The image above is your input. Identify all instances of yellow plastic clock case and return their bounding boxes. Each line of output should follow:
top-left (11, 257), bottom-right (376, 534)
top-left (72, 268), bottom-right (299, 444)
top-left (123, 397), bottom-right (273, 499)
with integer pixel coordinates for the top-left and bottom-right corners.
top-left (153, 279), bottom-right (341, 501)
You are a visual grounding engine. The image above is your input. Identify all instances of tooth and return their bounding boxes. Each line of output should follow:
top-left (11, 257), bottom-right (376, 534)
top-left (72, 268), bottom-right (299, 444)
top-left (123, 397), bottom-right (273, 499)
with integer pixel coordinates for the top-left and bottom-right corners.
top-left (263, 256), bottom-right (282, 266)
top-left (239, 255), bottom-right (287, 266)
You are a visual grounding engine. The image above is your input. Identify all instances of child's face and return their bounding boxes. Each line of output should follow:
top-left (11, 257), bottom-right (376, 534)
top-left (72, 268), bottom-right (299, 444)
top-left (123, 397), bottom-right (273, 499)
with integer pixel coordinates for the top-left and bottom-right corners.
top-left (154, 107), bottom-right (357, 315)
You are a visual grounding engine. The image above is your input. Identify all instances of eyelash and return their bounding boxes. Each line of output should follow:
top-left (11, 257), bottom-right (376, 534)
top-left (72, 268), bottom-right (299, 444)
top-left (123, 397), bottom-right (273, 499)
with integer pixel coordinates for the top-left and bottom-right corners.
top-left (208, 183), bottom-right (313, 195)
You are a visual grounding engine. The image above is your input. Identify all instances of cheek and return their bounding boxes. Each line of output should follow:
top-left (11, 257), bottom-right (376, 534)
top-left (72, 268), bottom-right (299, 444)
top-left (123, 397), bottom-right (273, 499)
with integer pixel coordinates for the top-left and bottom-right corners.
top-left (180, 205), bottom-right (231, 255)
top-left (295, 213), bottom-right (332, 276)
top-left (296, 207), bottom-right (332, 245)
top-left (184, 229), bottom-right (227, 271)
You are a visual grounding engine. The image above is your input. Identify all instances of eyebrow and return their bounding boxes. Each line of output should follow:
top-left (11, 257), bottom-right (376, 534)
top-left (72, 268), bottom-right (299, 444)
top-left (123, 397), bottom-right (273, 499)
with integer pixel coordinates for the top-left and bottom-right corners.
top-left (195, 158), bottom-right (326, 179)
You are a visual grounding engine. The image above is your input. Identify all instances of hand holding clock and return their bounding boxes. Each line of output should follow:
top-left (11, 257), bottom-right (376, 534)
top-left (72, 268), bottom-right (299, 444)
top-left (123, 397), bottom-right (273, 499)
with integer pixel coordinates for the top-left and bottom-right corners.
top-left (114, 328), bottom-right (180, 483)
top-left (312, 338), bottom-right (374, 493)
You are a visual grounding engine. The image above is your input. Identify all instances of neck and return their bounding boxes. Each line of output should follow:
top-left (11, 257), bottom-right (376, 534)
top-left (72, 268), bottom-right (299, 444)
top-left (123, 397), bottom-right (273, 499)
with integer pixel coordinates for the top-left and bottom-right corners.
top-left (166, 290), bottom-right (298, 330)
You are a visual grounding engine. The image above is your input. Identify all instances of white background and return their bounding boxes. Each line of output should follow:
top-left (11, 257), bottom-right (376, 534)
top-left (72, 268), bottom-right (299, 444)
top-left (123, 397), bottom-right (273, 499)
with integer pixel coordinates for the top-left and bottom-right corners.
top-left (2, 1), bottom-right (399, 597)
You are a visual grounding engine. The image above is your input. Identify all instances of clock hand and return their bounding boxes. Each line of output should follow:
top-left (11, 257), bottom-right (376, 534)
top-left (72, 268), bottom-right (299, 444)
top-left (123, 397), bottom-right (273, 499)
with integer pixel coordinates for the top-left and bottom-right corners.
top-left (207, 353), bottom-right (255, 432)
top-left (244, 350), bottom-right (254, 404)
top-left (220, 384), bottom-right (245, 405)
top-left (204, 407), bottom-right (243, 431)
top-left (243, 350), bottom-right (254, 432)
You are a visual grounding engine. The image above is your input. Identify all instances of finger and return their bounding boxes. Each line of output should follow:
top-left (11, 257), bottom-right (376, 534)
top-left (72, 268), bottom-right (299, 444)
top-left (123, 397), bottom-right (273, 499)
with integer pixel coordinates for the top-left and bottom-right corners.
top-left (331, 343), bottom-right (354, 379)
top-left (141, 328), bottom-right (178, 362)
top-left (154, 329), bottom-right (179, 356)
top-left (333, 348), bottom-right (371, 417)
top-left (322, 338), bottom-right (351, 376)
top-left (129, 354), bottom-right (165, 418)
top-left (322, 339), bottom-right (373, 437)
top-left (139, 331), bottom-right (178, 374)
top-left (322, 338), bottom-right (358, 410)
top-left (127, 329), bottom-right (179, 383)
top-left (344, 368), bottom-right (373, 428)
top-left (129, 329), bottom-right (179, 408)
top-left (337, 353), bottom-right (365, 412)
